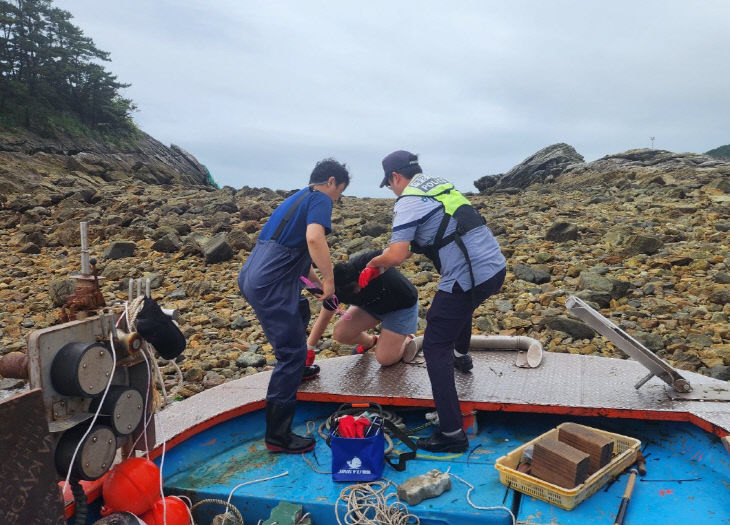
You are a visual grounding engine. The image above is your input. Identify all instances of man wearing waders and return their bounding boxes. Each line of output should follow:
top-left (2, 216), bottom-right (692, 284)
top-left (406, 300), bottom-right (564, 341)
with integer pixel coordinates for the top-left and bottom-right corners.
top-left (362, 150), bottom-right (506, 453)
top-left (238, 159), bottom-right (350, 453)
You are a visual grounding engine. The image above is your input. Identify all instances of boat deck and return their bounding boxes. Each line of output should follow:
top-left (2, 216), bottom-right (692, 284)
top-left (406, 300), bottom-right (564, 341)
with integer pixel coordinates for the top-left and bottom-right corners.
top-left (155, 350), bottom-right (730, 449)
top-left (155, 351), bottom-right (730, 524)
top-left (162, 404), bottom-right (730, 525)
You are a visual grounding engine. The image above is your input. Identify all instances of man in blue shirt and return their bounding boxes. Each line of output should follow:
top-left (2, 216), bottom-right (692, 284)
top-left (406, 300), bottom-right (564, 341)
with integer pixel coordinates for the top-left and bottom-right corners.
top-left (362, 150), bottom-right (506, 453)
top-left (238, 158), bottom-right (349, 453)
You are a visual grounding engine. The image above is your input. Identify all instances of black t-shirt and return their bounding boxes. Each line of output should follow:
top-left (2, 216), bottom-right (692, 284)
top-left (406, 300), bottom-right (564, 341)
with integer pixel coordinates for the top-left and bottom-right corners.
top-left (335, 250), bottom-right (418, 315)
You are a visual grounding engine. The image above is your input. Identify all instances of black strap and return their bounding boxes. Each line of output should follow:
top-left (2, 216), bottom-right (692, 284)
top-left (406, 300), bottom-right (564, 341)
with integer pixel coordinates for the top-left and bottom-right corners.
top-left (383, 419), bottom-right (418, 472)
top-left (270, 189), bottom-right (312, 242)
top-left (454, 234), bottom-right (476, 291)
top-left (433, 211), bottom-right (451, 250)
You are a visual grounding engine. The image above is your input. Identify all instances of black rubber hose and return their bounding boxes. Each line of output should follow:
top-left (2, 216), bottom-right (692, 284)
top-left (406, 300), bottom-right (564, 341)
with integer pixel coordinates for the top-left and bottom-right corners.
top-left (70, 479), bottom-right (87, 525)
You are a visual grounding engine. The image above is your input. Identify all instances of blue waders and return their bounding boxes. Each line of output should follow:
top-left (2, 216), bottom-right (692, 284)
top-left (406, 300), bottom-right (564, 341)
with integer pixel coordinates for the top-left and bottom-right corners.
top-left (238, 240), bottom-right (314, 452)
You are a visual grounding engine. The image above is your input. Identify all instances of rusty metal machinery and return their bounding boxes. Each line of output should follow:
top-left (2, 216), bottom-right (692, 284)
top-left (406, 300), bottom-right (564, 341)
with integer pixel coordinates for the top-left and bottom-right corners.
top-left (13, 222), bottom-right (164, 482)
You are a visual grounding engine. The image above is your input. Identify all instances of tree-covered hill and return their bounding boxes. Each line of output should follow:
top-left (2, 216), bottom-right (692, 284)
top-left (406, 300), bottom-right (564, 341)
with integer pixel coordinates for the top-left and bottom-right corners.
top-left (0, 0), bottom-right (135, 135)
top-left (706, 145), bottom-right (730, 160)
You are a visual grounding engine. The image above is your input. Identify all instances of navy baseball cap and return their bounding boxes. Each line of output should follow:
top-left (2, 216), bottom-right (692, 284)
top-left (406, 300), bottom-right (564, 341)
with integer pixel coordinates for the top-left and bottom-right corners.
top-left (380, 150), bottom-right (420, 187)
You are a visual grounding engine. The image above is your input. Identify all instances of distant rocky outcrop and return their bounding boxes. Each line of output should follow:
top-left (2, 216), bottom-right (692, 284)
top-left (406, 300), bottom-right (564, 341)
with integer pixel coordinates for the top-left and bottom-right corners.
top-left (554, 149), bottom-right (730, 190)
top-left (475, 145), bottom-right (730, 194)
top-left (0, 129), bottom-right (213, 201)
top-left (706, 144), bottom-right (730, 160)
top-left (474, 143), bottom-right (584, 192)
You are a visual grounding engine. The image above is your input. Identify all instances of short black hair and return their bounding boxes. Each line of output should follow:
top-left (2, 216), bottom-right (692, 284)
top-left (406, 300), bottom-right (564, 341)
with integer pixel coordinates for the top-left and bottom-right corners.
top-left (309, 158), bottom-right (351, 187)
top-left (333, 261), bottom-right (359, 297)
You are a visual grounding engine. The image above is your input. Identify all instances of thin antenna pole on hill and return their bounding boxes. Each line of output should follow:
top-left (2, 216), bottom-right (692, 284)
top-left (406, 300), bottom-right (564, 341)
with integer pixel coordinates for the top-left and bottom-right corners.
top-left (650, 136), bottom-right (655, 149)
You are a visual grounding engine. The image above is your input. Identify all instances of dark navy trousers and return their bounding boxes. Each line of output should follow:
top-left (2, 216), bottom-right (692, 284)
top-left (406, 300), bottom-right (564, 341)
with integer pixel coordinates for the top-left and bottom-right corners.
top-left (238, 240), bottom-right (312, 405)
top-left (422, 267), bottom-right (506, 433)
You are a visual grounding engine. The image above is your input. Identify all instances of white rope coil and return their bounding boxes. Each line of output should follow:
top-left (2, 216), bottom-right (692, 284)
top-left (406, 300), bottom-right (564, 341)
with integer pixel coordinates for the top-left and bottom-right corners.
top-left (335, 481), bottom-right (419, 525)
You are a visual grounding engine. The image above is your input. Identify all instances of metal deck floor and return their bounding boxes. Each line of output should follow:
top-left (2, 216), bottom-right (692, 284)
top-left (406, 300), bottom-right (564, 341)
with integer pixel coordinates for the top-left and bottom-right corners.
top-left (155, 351), bottom-right (730, 449)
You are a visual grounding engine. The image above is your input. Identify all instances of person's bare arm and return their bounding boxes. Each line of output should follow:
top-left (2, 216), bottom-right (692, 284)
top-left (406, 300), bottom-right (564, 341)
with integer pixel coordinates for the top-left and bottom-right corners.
top-left (366, 241), bottom-right (411, 270)
top-left (306, 223), bottom-right (335, 298)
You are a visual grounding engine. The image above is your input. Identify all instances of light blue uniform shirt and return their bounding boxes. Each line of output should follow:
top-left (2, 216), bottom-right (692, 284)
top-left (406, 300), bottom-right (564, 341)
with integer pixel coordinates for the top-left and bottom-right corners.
top-left (391, 177), bottom-right (506, 292)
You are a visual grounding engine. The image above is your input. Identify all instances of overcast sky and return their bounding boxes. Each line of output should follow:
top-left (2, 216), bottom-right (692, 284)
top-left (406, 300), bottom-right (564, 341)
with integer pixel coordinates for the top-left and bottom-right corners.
top-left (54, 1), bottom-right (730, 197)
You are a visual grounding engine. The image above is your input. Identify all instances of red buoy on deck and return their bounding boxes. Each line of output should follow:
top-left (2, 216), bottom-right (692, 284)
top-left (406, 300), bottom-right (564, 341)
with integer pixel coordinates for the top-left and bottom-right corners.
top-left (101, 457), bottom-right (161, 516)
top-left (140, 496), bottom-right (190, 525)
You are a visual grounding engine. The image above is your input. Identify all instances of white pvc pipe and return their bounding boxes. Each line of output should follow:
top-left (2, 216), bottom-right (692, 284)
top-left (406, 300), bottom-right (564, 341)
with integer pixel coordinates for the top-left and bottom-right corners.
top-left (410, 334), bottom-right (543, 368)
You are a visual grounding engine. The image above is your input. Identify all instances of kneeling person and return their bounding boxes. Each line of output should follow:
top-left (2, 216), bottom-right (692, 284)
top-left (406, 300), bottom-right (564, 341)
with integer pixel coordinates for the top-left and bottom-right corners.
top-left (307, 250), bottom-right (418, 365)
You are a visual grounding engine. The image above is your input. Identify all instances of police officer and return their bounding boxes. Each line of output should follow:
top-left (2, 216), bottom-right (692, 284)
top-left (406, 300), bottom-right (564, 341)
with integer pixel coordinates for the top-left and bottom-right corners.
top-left (361, 150), bottom-right (506, 452)
top-left (238, 158), bottom-right (349, 453)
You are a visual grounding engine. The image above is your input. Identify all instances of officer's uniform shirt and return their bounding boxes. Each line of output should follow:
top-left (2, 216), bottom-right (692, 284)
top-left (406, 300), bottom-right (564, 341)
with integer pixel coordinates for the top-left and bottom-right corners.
top-left (390, 176), bottom-right (506, 293)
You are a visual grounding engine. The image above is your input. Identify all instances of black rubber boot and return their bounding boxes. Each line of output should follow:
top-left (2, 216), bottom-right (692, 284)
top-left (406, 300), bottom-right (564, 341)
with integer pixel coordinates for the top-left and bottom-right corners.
top-left (417, 429), bottom-right (469, 453)
top-left (454, 353), bottom-right (473, 373)
top-left (302, 364), bottom-right (320, 380)
top-left (265, 401), bottom-right (315, 453)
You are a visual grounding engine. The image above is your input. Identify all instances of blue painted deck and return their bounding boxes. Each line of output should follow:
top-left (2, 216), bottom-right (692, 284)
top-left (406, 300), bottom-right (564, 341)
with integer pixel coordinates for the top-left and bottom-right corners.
top-left (161, 402), bottom-right (730, 525)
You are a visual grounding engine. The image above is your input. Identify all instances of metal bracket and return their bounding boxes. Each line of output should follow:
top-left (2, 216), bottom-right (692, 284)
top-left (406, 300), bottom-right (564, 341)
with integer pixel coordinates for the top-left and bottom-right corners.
top-left (565, 296), bottom-right (692, 393)
top-left (667, 384), bottom-right (730, 402)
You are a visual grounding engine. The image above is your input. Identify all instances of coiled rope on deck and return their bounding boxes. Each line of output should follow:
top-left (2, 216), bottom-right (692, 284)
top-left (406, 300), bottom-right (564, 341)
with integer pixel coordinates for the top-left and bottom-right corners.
top-left (334, 481), bottom-right (419, 525)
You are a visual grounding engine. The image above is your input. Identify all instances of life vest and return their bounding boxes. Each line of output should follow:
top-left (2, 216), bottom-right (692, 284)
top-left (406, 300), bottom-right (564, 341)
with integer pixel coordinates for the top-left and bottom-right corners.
top-left (397, 174), bottom-right (485, 287)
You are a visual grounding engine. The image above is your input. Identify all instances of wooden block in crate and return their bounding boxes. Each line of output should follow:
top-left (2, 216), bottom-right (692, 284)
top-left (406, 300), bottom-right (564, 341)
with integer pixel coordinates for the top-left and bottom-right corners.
top-left (531, 437), bottom-right (590, 489)
top-left (558, 423), bottom-right (614, 474)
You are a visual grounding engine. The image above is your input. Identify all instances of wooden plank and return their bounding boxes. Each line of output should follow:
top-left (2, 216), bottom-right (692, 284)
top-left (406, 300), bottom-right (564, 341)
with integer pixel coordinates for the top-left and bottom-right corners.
top-left (532, 437), bottom-right (590, 489)
top-left (558, 423), bottom-right (614, 474)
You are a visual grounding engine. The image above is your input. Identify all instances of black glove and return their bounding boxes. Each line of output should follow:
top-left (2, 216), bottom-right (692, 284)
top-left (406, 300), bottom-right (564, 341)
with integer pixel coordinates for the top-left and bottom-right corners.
top-left (322, 298), bottom-right (338, 311)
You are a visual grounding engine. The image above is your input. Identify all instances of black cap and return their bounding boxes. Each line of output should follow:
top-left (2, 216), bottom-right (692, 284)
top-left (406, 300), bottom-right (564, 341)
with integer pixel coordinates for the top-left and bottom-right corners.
top-left (380, 150), bottom-right (419, 187)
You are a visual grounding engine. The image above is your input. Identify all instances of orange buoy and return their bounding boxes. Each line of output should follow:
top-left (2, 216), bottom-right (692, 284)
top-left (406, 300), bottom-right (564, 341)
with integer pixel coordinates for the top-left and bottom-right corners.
top-left (101, 457), bottom-right (161, 516)
top-left (140, 496), bottom-right (190, 525)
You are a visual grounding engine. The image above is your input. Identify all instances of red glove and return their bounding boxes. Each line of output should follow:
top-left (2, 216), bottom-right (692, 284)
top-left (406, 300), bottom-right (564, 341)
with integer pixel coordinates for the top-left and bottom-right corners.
top-left (337, 415), bottom-right (371, 438)
top-left (358, 267), bottom-right (381, 288)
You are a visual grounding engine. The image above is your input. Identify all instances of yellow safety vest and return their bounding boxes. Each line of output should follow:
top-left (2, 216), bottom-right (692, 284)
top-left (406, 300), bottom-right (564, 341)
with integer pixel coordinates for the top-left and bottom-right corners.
top-left (398, 174), bottom-right (485, 286)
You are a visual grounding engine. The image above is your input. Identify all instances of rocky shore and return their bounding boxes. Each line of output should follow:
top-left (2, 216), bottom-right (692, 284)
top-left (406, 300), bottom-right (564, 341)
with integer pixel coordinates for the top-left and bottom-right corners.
top-left (0, 144), bottom-right (729, 398)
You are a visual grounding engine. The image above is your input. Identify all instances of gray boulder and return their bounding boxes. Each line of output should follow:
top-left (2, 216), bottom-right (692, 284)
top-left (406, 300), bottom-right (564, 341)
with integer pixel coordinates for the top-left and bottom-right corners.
top-left (545, 316), bottom-right (595, 339)
top-left (546, 221), bottom-right (579, 242)
top-left (103, 241), bottom-right (136, 260)
top-left (49, 278), bottom-right (76, 307)
top-left (623, 234), bottom-right (663, 255)
top-left (204, 233), bottom-right (234, 264)
top-left (512, 264), bottom-right (551, 284)
top-left (152, 232), bottom-right (182, 253)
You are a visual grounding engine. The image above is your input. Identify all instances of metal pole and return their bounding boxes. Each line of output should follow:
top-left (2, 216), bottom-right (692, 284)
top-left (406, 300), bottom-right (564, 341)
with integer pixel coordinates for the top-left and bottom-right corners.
top-left (80, 222), bottom-right (90, 275)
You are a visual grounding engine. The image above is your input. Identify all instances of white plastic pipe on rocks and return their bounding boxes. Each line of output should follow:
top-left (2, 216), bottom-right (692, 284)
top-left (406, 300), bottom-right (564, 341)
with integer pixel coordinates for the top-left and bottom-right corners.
top-left (409, 334), bottom-right (543, 368)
